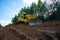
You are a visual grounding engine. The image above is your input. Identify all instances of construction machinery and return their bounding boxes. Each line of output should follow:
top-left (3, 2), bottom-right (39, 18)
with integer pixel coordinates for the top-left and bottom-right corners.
top-left (17, 12), bottom-right (36, 25)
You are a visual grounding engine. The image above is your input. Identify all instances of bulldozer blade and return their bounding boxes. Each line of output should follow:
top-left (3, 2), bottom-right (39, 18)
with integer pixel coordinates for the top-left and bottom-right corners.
top-left (29, 20), bottom-right (41, 25)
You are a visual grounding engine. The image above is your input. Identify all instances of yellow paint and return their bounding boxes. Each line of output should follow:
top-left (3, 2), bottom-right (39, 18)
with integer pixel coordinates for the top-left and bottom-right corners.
top-left (18, 12), bottom-right (36, 23)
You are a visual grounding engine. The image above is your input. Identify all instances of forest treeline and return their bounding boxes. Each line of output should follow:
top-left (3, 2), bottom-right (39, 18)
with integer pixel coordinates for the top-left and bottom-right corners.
top-left (11, 0), bottom-right (60, 24)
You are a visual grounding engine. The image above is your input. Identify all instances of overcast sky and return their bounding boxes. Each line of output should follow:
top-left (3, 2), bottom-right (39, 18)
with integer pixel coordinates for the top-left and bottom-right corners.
top-left (0, 0), bottom-right (44, 26)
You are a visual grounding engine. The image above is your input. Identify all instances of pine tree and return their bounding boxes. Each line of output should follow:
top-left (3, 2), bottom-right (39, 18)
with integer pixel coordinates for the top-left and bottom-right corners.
top-left (11, 15), bottom-right (18, 24)
top-left (37, 0), bottom-right (43, 13)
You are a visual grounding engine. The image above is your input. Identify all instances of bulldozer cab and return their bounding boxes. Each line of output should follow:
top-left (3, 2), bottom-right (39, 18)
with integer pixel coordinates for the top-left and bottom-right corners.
top-left (18, 12), bottom-right (29, 23)
top-left (18, 12), bottom-right (27, 18)
top-left (20, 14), bottom-right (26, 18)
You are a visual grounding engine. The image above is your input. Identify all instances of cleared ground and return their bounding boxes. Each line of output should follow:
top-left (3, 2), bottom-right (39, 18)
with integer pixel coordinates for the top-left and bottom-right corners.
top-left (0, 21), bottom-right (60, 40)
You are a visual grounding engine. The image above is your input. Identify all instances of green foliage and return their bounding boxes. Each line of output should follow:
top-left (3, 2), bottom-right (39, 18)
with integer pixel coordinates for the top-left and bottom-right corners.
top-left (11, 15), bottom-right (18, 24)
top-left (30, 3), bottom-right (37, 14)
top-left (49, 2), bottom-right (60, 21)
top-left (38, 15), bottom-right (45, 21)
top-left (37, 0), bottom-right (47, 21)
top-left (20, 7), bottom-right (30, 14)
top-left (0, 24), bottom-right (2, 27)
top-left (12, 0), bottom-right (50, 24)
top-left (57, 4), bottom-right (60, 16)
top-left (49, 12), bottom-right (56, 21)
top-left (11, 0), bottom-right (47, 24)
top-left (38, 0), bottom-right (42, 8)
top-left (43, 1), bottom-right (60, 21)
top-left (20, 7), bottom-right (26, 12)
top-left (37, 0), bottom-right (43, 12)
top-left (41, 3), bottom-right (48, 12)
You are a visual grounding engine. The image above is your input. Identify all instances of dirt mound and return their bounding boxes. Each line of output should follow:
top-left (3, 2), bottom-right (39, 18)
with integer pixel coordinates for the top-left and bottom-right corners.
top-left (0, 21), bottom-right (60, 40)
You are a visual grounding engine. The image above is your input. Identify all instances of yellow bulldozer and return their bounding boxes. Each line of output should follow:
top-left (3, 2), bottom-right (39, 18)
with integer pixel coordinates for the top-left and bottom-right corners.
top-left (17, 12), bottom-right (36, 24)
